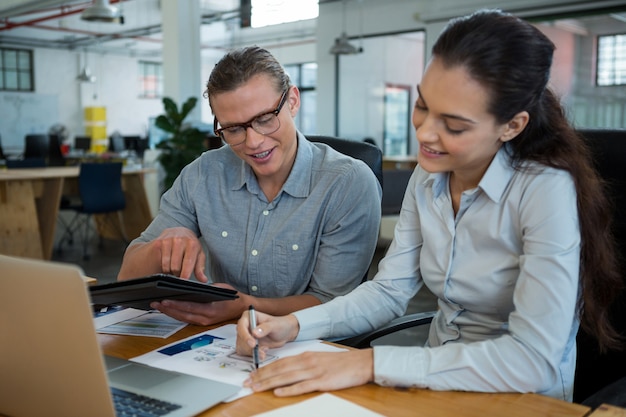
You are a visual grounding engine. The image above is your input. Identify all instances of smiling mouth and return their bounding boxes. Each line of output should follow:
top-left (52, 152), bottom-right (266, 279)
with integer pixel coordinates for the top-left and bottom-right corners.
top-left (422, 145), bottom-right (446, 155)
top-left (251, 149), bottom-right (272, 159)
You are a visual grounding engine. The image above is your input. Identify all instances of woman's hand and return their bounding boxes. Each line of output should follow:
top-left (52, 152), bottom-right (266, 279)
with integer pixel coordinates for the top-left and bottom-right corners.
top-left (236, 311), bottom-right (300, 356)
top-left (243, 349), bottom-right (374, 396)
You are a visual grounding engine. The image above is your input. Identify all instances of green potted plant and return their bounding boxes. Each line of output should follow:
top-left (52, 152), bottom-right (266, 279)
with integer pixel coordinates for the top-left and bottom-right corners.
top-left (155, 96), bottom-right (207, 191)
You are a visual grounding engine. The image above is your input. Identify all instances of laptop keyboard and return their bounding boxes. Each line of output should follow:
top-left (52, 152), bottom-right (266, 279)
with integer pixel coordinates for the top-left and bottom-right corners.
top-left (111, 387), bottom-right (182, 416)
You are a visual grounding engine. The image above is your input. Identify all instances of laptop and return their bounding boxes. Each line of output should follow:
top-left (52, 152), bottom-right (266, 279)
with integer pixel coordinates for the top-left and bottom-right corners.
top-left (0, 254), bottom-right (240, 417)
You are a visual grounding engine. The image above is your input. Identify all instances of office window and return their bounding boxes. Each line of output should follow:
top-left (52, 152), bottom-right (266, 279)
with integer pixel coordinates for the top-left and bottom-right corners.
top-left (244, 0), bottom-right (318, 28)
top-left (138, 61), bottom-right (163, 98)
top-left (0, 48), bottom-right (34, 92)
top-left (597, 33), bottom-right (626, 86)
top-left (284, 62), bottom-right (317, 134)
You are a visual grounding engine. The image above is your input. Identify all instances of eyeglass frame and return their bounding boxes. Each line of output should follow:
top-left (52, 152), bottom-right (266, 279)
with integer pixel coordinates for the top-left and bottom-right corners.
top-left (213, 88), bottom-right (289, 146)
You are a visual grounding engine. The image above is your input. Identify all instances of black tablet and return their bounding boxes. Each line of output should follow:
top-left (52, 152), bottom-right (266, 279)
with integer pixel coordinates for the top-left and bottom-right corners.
top-left (89, 274), bottom-right (238, 310)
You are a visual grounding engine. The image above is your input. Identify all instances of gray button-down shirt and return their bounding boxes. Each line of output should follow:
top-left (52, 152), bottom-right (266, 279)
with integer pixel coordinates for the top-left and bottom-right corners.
top-left (134, 132), bottom-right (382, 302)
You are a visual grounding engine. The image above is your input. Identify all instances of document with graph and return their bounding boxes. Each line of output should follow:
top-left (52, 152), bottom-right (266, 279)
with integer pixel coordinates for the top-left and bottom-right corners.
top-left (131, 324), bottom-right (347, 401)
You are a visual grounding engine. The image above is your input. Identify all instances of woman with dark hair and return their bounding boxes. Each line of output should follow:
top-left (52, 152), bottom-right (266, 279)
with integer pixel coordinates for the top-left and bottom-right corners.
top-left (235, 9), bottom-right (622, 400)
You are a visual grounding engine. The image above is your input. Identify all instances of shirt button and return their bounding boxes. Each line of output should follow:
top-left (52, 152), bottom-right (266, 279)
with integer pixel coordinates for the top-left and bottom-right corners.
top-left (251, 285), bottom-right (258, 292)
top-left (251, 249), bottom-right (258, 256)
top-left (263, 210), bottom-right (269, 215)
top-left (221, 231), bottom-right (228, 237)
top-left (292, 244), bottom-right (299, 251)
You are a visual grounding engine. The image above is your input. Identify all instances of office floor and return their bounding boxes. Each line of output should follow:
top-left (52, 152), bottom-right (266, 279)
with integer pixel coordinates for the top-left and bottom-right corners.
top-left (52, 233), bottom-right (438, 346)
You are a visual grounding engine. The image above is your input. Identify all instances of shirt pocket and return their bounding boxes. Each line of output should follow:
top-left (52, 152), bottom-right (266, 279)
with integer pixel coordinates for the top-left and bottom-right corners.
top-left (272, 237), bottom-right (316, 295)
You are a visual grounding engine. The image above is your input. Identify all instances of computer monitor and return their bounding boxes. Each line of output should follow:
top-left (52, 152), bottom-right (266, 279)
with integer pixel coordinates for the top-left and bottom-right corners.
top-left (74, 136), bottom-right (92, 152)
top-left (23, 134), bottom-right (49, 159)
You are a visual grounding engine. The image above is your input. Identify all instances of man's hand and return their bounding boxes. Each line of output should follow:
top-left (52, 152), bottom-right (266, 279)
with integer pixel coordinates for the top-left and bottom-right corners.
top-left (151, 227), bottom-right (208, 281)
top-left (150, 283), bottom-right (249, 326)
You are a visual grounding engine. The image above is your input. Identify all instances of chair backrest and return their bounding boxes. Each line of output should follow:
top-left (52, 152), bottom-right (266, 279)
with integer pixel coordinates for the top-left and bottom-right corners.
top-left (574, 128), bottom-right (626, 403)
top-left (78, 162), bottom-right (126, 214)
top-left (307, 135), bottom-right (383, 186)
top-left (381, 169), bottom-right (413, 216)
top-left (23, 134), bottom-right (49, 159)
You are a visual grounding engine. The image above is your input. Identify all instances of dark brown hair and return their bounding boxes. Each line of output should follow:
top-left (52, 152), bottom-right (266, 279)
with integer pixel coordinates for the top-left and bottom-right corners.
top-left (204, 45), bottom-right (291, 110)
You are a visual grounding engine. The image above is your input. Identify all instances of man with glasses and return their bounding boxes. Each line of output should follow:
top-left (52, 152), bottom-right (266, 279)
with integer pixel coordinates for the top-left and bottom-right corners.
top-left (118, 46), bottom-right (382, 326)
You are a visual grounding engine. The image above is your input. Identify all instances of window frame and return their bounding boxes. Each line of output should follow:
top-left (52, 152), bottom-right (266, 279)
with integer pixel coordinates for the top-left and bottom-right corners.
top-left (138, 60), bottom-right (163, 99)
top-left (596, 32), bottom-right (626, 87)
top-left (0, 47), bottom-right (34, 92)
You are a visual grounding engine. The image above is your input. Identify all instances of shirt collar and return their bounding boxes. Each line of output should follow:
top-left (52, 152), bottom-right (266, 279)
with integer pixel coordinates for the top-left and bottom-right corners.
top-left (423, 145), bottom-right (514, 203)
top-left (233, 131), bottom-right (312, 199)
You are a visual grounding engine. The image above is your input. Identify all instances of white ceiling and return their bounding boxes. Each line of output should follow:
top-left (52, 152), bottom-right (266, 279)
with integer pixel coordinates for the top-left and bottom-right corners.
top-left (0, 0), bottom-right (242, 57)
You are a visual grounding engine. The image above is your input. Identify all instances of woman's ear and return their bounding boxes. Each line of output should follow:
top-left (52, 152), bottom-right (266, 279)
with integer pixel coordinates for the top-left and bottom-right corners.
top-left (500, 111), bottom-right (530, 142)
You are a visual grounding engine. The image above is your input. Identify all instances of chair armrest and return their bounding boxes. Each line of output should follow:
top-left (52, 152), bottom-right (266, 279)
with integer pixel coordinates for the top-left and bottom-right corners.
top-left (335, 311), bottom-right (436, 349)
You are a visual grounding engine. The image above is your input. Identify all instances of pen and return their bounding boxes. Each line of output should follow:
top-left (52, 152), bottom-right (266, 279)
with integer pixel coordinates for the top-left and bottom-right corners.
top-left (248, 305), bottom-right (260, 370)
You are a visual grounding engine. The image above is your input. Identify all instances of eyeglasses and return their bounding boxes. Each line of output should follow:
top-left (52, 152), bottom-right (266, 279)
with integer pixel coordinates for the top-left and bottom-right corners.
top-left (213, 89), bottom-right (288, 147)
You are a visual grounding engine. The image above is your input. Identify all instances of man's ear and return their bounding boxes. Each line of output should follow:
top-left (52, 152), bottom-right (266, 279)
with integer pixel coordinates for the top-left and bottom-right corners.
top-left (288, 85), bottom-right (300, 117)
top-left (500, 111), bottom-right (530, 143)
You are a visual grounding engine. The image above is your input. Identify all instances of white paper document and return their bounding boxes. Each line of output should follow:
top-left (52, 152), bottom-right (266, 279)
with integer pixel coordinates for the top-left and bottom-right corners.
top-left (131, 324), bottom-right (347, 400)
top-left (251, 393), bottom-right (386, 417)
top-left (94, 307), bottom-right (187, 338)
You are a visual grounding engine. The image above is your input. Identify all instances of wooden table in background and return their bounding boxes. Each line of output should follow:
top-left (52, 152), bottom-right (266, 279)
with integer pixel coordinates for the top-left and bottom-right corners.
top-left (99, 324), bottom-right (592, 417)
top-left (0, 166), bottom-right (154, 260)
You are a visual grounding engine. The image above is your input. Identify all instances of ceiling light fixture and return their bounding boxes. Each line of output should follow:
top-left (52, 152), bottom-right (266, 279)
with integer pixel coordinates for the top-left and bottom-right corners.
top-left (329, 0), bottom-right (363, 55)
top-left (81, 0), bottom-right (123, 23)
top-left (77, 51), bottom-right (96, 83)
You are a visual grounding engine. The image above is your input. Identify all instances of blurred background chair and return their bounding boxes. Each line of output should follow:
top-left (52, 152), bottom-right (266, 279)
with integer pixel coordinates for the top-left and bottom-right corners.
top-left (57, 162), bottom-right (127, 260)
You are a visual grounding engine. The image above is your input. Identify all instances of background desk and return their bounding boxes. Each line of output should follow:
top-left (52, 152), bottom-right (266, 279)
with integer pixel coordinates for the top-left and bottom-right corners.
top-left (99, 324), bottom-right (591, 417)
top-left (0, 166), bottom-right (154, 260)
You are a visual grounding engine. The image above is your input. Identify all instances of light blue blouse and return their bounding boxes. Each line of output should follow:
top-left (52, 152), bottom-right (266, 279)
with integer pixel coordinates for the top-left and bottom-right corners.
top-left (134, 132), bottom-right (382, 302)
top-left (295, 145), bottom-right (580, 400)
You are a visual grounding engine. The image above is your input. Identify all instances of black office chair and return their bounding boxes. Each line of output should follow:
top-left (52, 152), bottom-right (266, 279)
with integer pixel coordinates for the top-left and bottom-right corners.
top-left (57, 162), bottom-right (127, 260)
top-left (307, 135), bottom-right (383, 186)
top-left (573, 129), bottom-right (626, 408)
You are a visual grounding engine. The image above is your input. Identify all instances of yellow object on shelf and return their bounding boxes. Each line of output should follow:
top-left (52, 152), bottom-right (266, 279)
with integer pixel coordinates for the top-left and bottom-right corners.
top-left (84, 106), bottom-right (106, 121)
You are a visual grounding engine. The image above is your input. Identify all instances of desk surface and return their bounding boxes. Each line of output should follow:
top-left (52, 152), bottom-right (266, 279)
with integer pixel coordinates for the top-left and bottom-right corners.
top-left (0, 165), bottom-right (154, 180)
top-left (99, 324), bottom-right (591, 417)
top-left (0, 166), bottom-right (155, 260)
